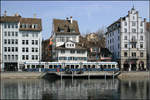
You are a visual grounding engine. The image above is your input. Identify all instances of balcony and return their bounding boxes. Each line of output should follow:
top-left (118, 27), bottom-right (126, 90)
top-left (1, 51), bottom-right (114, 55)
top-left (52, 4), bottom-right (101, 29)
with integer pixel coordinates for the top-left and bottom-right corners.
top-left (128, 56), bottom-right (138, 60)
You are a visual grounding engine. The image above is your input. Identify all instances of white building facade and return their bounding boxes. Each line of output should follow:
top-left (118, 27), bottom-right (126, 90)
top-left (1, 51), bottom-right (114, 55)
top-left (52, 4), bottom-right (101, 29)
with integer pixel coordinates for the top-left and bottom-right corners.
top-left (0, 13), bottom-right (42, 71)
top-left (51, 17), bottom-right (87, 63)
top-left (106, 8), bottom-right (147, 71)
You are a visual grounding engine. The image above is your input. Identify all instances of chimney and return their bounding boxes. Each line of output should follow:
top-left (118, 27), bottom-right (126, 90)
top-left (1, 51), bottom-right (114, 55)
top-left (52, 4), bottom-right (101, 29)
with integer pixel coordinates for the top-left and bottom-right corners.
top-left (70, 16), bottom-right (73, 24)
top-left (4, 10), bottom-right (7, 17)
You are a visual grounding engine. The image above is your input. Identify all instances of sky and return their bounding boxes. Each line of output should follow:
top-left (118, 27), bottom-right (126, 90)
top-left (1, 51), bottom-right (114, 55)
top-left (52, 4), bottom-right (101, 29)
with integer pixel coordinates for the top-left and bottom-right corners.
top-left (1, 1), bottom-right (149, 40)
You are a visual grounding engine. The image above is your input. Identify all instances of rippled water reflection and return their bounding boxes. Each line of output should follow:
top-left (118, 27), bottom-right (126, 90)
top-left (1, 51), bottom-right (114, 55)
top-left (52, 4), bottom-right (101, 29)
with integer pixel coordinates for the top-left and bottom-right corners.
top-left (1, 78), bottom-right (149, 99)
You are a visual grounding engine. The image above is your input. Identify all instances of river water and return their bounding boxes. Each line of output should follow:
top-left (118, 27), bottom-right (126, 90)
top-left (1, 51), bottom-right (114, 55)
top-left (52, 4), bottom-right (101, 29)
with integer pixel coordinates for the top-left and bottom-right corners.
top-left (1, 78), bottom-right (150, 99)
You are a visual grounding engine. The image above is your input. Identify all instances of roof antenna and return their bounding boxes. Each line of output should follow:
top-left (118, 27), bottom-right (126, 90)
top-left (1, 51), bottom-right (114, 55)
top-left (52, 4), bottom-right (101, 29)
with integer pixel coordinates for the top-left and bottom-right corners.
top-left (132, 0), bottom-right (135, 9)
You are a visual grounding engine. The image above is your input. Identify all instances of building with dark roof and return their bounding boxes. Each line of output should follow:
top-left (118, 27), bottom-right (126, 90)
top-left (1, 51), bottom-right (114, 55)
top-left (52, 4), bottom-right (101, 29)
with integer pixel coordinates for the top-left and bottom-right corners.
top-left (0, 12), bottom-right (42, 71)
top-left (51, 17), bottom-right (87, 62)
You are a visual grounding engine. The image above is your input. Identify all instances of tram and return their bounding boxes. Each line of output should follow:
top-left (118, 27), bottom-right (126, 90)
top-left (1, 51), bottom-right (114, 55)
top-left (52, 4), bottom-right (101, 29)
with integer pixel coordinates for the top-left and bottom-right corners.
top-left (23, 62), bottom-right (119, 72)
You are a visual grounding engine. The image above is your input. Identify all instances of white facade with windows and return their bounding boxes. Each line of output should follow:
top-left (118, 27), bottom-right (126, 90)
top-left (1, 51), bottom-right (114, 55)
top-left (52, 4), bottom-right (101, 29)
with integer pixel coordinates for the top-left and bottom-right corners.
top-left (106, 8), bottom-right (147, 71)
top-left (0, 14), bottom-right (42, 71)
top-left (52, 17), bottom-right (87, 62)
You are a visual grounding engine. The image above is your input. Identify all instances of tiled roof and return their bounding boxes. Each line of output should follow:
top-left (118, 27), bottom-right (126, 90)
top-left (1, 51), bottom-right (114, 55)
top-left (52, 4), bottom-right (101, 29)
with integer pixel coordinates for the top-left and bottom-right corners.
top-left (0, 15), bottom-right (42, 31)
top-left (53, 18), bottom-right (80, 35)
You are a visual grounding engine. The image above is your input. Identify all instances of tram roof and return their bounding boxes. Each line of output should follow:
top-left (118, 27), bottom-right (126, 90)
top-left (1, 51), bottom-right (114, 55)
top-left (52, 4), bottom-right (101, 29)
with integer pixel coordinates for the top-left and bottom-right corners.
top-left (24, 62), bottom-right (118, 65)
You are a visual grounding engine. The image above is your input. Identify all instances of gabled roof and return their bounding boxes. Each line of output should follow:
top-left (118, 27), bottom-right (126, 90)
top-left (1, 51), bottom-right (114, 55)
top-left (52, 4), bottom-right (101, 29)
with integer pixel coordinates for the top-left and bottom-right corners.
top-left (0, 15), bottom-right (42, 31)
top-left (53, 18), bottom-right (80, 35)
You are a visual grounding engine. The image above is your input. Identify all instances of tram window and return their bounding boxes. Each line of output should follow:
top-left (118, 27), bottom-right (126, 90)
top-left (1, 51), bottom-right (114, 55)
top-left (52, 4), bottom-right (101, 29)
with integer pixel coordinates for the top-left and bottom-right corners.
top-left (88, 65), bottom-right (90, 68)
top-left (92, 65), bottom-right (95, 68)
top-left (41, 65), bottom-right (44, 68)
top-left (54, 65), bottom-right (57, 68)
top-left (49, 65), bottom-right (52, 69)
top-left (75, 65), bottom-right (79, 68)
top-left (112, 65), bottom-right (115, 68)
top-left (104, 65), bottom-right (107, 69)
top-left (27, 65), bottom-right (30, 69)
top-left (71, 65), bottom-right (74, 69)
top-left (36, 65), bottom-right (40, 68)
top-left (108, 65), bottom-right (111, 68)
top-left (83, 65), bottom-right (86, 68)
top-left (32, 65), bottom-right (35, 69)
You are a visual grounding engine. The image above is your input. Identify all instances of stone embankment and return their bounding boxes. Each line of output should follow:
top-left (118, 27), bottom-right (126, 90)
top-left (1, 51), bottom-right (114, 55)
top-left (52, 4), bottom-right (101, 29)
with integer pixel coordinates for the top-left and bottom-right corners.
top-left (1, 71), bottom-right (150, 79)
top-left (1, 72), bottom-right (46, 79)
top-left (118, 71), bottom-right (150, 79)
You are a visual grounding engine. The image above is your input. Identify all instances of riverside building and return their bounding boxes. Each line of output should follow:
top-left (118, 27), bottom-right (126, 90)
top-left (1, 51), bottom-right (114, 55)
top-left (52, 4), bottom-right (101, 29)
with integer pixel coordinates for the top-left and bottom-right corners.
top-left (51, 17), bottom-right (87, 62)
top-left (106, 7), bottom-right (147, 71)
top-left (0, 12), bottom-right (42, 71)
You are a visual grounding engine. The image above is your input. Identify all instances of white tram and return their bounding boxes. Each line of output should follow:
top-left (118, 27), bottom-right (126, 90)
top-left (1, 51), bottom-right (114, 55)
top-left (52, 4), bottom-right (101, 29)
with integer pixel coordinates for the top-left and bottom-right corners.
top-left (23, 62), bottom-right (119, 72)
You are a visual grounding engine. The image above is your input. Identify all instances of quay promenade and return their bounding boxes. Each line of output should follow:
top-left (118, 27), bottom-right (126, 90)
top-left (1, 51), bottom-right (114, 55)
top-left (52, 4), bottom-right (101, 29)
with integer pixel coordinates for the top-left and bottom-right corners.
top-left (1, 71), bottom-right (149, 79)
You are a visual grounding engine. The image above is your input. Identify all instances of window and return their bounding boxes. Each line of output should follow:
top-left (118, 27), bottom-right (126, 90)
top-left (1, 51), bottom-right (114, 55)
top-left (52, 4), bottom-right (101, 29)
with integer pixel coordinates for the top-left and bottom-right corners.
top-left (35, 40), bottom-right (38, 45)
top-left (140, 29), bottom-right (143, 33)
top-left (12, 47), bottom-right (14, 52)
top-left (12, 24), bottom-right (14, 28)
top-left (132, 22), bottom-right (136, 26)
top-left (32, 48), bottom-right (34, 52)
top-left (15, 47), bottom-right (18, 52)
top-left (12, 32), bottom-right (14, 36)
top-left (12, 55), bottom-right (14, 60)
top-left (26, 55), bottom-right (29, 60)
top-left (8, 47), bottom-right (10, 52)
top-left (124, 28), bottom-right (127, 33)
top-left (12, 39), bottom-right (14, 44)
top-left (26, 40), bottom-right (28, 45)
top-left (22, 48), bottom-right (25, 52)
top-left (140, 36), bottom-right (143, 40)
top-left (124, 44), bottom-right (128, 48)
top-left (15, 32), bottom-right (18, 36)
top-left (4, 55), bottom-right (7, 60)
top-left (15, 24), bottom-right (18, 28)
top-left (36, 55), bottom-right (38, 60)
top-left (35, 48), bottom-right (38, 52)
top-left (132, 28), bottom-right (136, 33)
top-left (8, 24), bottom-right (10, 28)
top-left (26, 48), bottom-right (28, 52)
top-left (132, 43), bottom-right (136, 48)
top-left (118, 36), bottom-right (120, 40)
top-left (4, 24), bottom-right (7, 28)
top-left (15, 39), bottom-right (18, 44)
top-left (70, 50), bottom-right (75, 54)
top-left (22, 40), bottom-right (25, 44)
top-left (8, 32), bottom-right (10, 36)
top-left (4, 32), bottom-right (7, 36)
top-left (8, 39), bottom-right (10, 44)
top-left (124, 22), bottom-right (127, 26)
top-left (61, 50), bottom-right (65, 54)
top-left (22, 55), bottom-right (25, 60)
top-left (4, 39), bottom-right (7, 44)
top-left (32, 40), bottom-right (34, 45)
top-left (132, 52), bottom-right (136, 57)
top-left (131, 36), bottom-right (136, 41)
top-left (140, 52), bottom-right (144, 57)
top-left (8, 55), bottom-right (10, 60)
top-left (133, 16), bottom-right (135, 20)
top-left (140, 44), bottom-right (143, 48)
top-left (4, 47), bottom-right (7, 52)
top-left (124, 36), bottom-right (127, 40)
top-left (32, 55), bottom-right (34, 60)
top-left (15, 55), bottom-right (18, 60)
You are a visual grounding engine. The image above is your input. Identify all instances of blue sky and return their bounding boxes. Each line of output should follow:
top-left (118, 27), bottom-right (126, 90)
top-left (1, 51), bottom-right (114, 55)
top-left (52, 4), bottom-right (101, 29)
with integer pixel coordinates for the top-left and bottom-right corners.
top-left (1, 1), bottom-right (149, 39)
